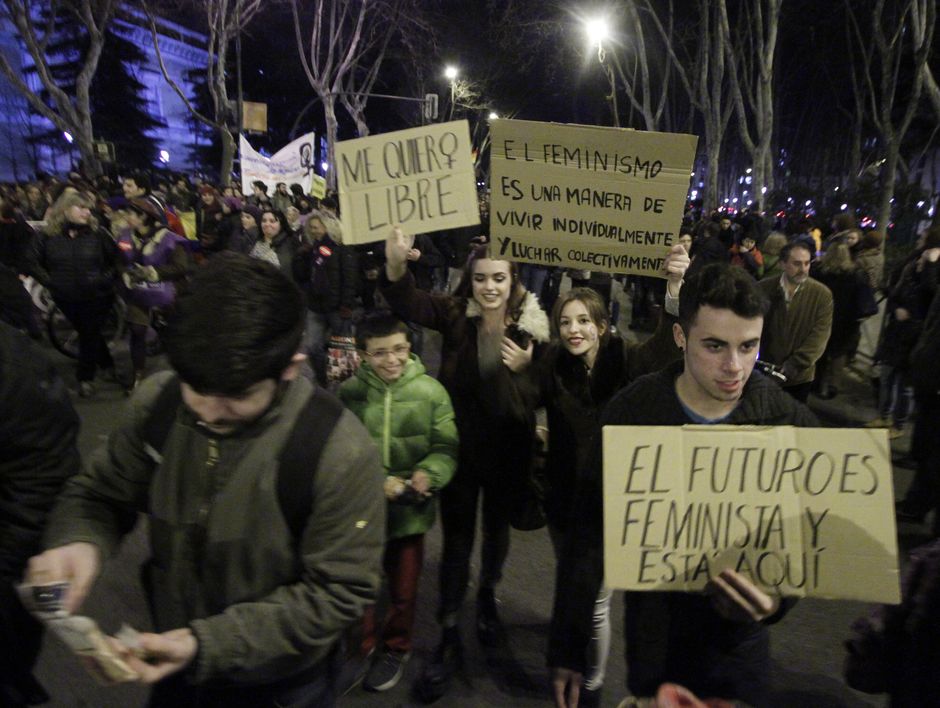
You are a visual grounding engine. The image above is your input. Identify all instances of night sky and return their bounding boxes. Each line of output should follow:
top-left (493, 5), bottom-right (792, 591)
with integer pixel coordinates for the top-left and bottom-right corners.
top-left (207, 0), bottom-right (934, 189)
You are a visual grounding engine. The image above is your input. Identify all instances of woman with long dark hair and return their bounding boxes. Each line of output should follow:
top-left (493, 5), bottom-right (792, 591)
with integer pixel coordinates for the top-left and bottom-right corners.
top-left (535, 246), bottom-right (687, 705)
top-left (381, 227), bottom-right (550, 701)
top-left (244, 207), bottom-right (298, 280)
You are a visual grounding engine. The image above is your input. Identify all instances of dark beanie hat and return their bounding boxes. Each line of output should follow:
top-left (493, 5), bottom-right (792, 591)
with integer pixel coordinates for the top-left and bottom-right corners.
top-left (127, 196), bottom-right (166, 225)
top-left (242, 204), bottom-right (262, 227)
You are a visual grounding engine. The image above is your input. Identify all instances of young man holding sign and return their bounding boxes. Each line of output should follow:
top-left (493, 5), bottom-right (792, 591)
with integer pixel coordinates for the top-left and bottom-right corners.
top-left (549, 264), bottom-right (817, 707)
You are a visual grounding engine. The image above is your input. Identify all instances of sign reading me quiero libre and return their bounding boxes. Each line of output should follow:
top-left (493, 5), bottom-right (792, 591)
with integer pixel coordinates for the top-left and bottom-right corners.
top-left (490, 119), bottom-right (698, 277)
top-left (337, 120), bottom-right (480, 244)
top-left (603, 426), bottom-right (900, 603)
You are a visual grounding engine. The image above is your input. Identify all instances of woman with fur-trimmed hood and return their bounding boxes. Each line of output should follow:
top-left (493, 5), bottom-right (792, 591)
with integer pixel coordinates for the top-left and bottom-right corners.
top-left (381, 228), bottom-right (550, 701)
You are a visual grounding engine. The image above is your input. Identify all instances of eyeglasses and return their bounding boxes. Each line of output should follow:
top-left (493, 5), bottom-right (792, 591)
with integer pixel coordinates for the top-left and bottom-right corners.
top-left (364, 344), bottom-right (410, 360)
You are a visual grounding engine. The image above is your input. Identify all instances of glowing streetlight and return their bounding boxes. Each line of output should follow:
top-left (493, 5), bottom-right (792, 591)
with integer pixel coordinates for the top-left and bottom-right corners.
top-left (583, 16), bottom-right (618, 126)
top-left (585, 17), bottom-right (610, 49)
top-left (488, 111), bottom-right (499, 120)
top-left (444, 65), bottom-right (458, 81)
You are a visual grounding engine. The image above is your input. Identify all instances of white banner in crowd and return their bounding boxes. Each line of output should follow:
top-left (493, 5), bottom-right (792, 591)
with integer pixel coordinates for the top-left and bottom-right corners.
top-left (240, 133), bottom-right (317, 197)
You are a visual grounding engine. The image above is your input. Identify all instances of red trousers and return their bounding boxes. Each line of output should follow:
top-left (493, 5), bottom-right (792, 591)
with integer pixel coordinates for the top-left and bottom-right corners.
top-left (362, 534), bottom-right (425, 654)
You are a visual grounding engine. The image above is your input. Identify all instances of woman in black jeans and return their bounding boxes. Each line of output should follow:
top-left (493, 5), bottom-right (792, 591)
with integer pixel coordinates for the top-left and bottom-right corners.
top-left (381, 227), bottom-right (550, 701)
top-left (31, 192), bottom-right (119, 397)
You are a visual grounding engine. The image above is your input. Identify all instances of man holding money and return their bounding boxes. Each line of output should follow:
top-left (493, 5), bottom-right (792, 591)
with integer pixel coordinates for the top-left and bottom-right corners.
top-left (26, 254), bottom-right (385, 707)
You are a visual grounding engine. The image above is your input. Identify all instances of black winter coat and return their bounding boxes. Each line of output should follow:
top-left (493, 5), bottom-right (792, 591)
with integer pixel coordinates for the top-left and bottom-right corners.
top-left (877, 254), bottom-right (939, 369)
top-left (380, 271), bottom-right (549, 488)
top-left (911, 288), bottom-right (940, 394)
top-left (0, 321), bottom-right (80, 580)
top-left (811, 265), bottom-right (871, 357)
top-left (30, 223), bottom-right (119, 302)
top-left (0, 217), bottom-right (35, 273)
top-left (292, 235), bottom-right (358, 314)
top-left (241, 230), bottom-right (299, 282)
top-left (548, 361), bottom-right (816, 705)
top-left (535, 319), bottom-right (680, 532)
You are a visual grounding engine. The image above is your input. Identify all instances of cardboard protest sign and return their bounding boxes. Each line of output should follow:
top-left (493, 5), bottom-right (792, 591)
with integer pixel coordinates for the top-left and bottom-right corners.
top-left (603, 426), bottom-right (900, 603)
top-left (240, 133), bottom-right (317, 197)
top-left (490, 120), bottom-right (697, 277)
top-left (310, 174), bottom-right (327, 200)
top-left (336, 120), bottom-right (480, 244)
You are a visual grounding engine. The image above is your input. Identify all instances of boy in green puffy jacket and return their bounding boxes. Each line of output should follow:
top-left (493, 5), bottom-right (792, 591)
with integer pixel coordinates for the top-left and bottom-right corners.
top-left (339, 311), bottom-right (458, 692)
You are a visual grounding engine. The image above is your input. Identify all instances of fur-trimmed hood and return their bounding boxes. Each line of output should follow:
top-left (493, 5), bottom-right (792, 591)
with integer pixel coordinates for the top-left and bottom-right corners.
top-left (464, 291), bottom-right (551, 343)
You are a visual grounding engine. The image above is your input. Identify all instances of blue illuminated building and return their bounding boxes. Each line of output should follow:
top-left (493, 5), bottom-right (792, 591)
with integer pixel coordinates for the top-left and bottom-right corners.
top-left (0, 8), bottom-right (208, 181)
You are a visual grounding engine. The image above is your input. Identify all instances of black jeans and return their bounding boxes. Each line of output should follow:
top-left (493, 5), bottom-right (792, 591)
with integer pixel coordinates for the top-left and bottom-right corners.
top-left (56, 296), bottom-right (114, 382)
top-left (148, 647), bottom-right (340, 708)
top-left (437, 460), bottom-right (513, 623)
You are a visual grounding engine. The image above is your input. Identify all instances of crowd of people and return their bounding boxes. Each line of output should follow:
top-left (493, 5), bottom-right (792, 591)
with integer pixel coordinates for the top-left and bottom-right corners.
top-left (1, 168), bottom-right (939, 708)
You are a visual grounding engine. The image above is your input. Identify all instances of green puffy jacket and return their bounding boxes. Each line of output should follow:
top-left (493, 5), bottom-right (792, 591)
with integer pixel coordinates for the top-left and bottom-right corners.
top-left (340, 355), bottom-right (458, 540)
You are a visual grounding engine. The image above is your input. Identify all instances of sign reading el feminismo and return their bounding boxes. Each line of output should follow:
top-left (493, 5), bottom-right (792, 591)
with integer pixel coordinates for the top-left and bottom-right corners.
top-left (603, 426), bottom-right (900, 603)
top-left (337, 120), bottom-right (480, 244)
top-left (490, 120), bottom-right (698, 277)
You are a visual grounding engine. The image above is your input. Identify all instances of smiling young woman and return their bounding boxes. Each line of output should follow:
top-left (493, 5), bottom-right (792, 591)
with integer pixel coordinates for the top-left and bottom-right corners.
top-left (380, 227), bottom-right (550, 701)
top-left (533, 247), bottom-right (688, 702)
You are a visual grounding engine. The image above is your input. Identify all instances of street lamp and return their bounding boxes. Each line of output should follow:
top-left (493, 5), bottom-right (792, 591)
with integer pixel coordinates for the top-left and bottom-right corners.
top-left (585, 17), bottom-right (609, 52)
top-left (488, 111), bottom-right (499, 120)
top-left (583, 16), bottom-right (619, 127)
top-left (444, 65), bottom-right (459, 120)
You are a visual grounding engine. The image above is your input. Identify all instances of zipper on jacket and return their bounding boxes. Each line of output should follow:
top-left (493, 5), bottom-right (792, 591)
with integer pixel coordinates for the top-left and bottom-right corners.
top-left (197, 438), bottom-right (220, 526)
top-left (383, 387), bottom-right (391, 469)
top-left (190, 437), bottom-right (220, 574)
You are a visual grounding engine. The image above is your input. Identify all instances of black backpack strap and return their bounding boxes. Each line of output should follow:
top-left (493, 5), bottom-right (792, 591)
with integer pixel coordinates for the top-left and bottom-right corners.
top-left (140, 374), bottom-right (182, 460)
top-left (277, 386), bottom-right (345, 543)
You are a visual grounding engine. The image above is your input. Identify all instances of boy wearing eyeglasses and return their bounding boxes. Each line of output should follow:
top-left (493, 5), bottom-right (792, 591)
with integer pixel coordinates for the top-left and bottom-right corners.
top-left (339, 311), bottom-right (458, 693)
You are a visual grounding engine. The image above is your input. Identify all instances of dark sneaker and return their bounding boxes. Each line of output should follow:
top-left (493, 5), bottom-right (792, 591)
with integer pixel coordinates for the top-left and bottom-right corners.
top-left (364, 650), bottom-right (410, 692)
top-left (414, 629), bottom-right (462, 703)
top-left (580, 685), bottom-right (602, 707)
top-left (476, 587), bottom-right (506, 648)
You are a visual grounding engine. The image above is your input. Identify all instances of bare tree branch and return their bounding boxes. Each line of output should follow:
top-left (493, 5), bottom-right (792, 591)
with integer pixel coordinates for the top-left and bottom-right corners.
top-left (0, 0), bottom-right (120, 176)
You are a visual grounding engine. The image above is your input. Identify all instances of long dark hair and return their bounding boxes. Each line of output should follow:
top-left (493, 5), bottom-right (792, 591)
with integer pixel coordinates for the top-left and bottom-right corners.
top-left (452, 243), bottom-right (527, 320)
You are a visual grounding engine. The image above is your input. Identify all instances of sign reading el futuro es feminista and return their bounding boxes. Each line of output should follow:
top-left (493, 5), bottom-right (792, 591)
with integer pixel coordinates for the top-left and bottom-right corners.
top-left (603, 426), bottom-right (900, 604)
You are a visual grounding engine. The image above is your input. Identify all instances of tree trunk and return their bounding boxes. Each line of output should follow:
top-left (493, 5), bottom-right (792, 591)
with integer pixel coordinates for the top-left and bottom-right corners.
top-left (74, 131), bottom-right (102, 178)
top-left (877, 140), bottom-right (900, 239)
top-left (700, 122), bottom-right (720, 210)
top-left (220, 129), bottom-right (236, 186)
top-left (324, 96), bottom-right (338, 191)
top-left (848, 114), bottom-right (862, 190)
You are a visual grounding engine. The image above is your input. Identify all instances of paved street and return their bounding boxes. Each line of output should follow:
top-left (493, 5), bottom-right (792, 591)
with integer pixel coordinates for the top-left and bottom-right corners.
top-left (30, 291), bottom-right (926, 708)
